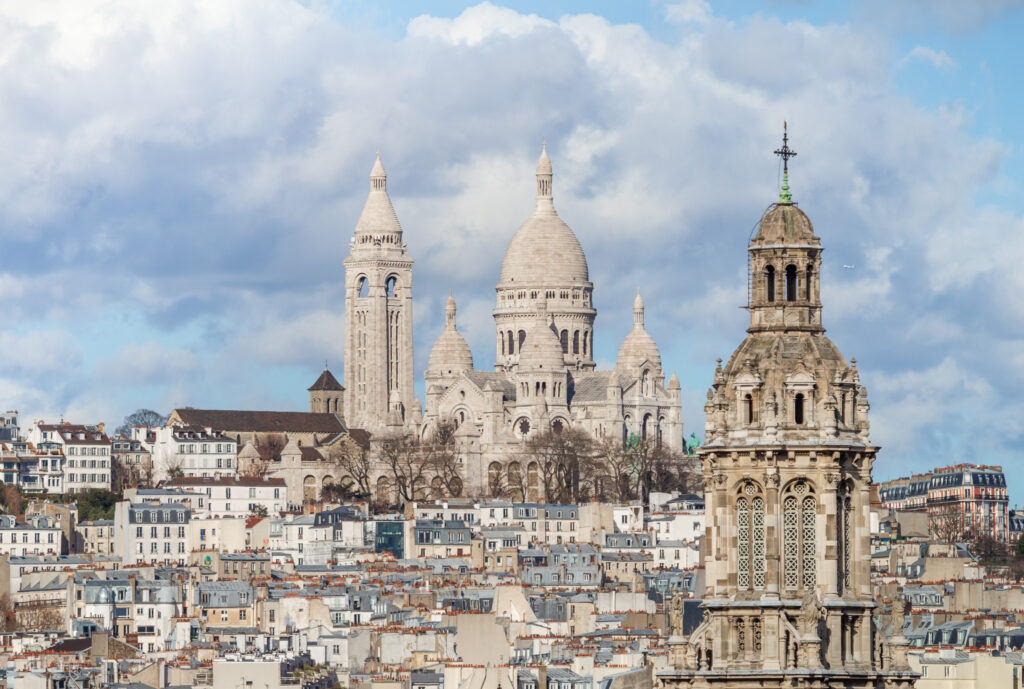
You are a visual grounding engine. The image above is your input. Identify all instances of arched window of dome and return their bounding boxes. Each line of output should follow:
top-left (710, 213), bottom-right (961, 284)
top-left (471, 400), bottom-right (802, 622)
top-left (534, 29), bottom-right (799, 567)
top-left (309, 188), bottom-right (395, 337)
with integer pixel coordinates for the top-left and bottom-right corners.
top-left (573, 331), bottom-right (580, 355)
top-left (507, 331), bottom-right (515, 355)
top-left (838, 481), bottom-right (853, 594)
top-left (736, 482), bottom-right (766, 591)
top-left (500, 334), bottom-right (505, 356)
top-left (765, 266), bottom-right (775, 302)
top-left (642, 369), bottom-right (651, 397)
top-left (518, 330), bottom-right (526, 350)
top-left (782, 481), bottom-right (817, 592)
top-left (805, 264), bottom-right (813, 300)
top-left (357, 277), bottom-right (368, 298)
top-left (560, 330), bottom-right (569, 354)
top-left (385, 276), bottom-right (397, 298)
top-left (794, 394), bottom-right (805, 425)
top-left (542, 382), bottom-right (547, 395)
top-left (744, 394), bottom-right (755, 425)
top-left (785, 265), bottom-right (797, 302)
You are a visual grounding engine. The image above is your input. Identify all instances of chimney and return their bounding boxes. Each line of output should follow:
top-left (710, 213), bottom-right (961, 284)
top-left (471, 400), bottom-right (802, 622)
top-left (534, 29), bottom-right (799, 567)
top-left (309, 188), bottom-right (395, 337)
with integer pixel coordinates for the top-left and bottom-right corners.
top-left (537, 666), bottom-right (547, 689)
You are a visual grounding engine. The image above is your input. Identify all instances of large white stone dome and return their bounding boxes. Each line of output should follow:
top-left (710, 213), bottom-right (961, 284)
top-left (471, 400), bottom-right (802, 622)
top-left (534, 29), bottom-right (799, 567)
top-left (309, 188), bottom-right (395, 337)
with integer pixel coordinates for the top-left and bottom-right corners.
top-left (498, 145), bottom-right (589, 286)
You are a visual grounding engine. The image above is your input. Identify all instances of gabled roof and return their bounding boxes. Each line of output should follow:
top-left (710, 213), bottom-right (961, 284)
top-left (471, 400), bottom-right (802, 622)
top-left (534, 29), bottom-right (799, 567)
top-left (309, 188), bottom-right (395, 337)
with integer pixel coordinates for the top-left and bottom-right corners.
top-left (170, 409), bottom-right (345, 435)
top-left (308, 369), bottom-right (344, 392)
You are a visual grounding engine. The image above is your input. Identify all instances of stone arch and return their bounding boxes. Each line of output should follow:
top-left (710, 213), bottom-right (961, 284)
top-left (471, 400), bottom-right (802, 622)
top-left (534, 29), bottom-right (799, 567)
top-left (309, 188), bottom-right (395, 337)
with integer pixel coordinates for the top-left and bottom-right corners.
top-left (339, 476), bottom-right (355, 494)
top-left (303, 475), bottom-right (318, 503)
top-left (785, 264), bottom-right (797, 301)
top-left (385, 274), bottom-right (399, 298)
top-left (488, 462), bottom-right (503, 498)
top-left (357, 276), bottom-right (369, 298)
top-left (573, 330), bottom-right (580, 354)
top-left (735, 480), bottom-right (766, 592)
top-left (376, 476), bottom-right (392, 504)
top-left (765, 265), bottom-right (775, 302)
top-left (526, 462), bottom-right (540, 501)
top-left (560, 330), bottom-right (569, 354)
top-left (449, 476), bottom-right (463, 497)
top-left (430, 476), bottom-right (444, 499)
top-left (323, 475), bottom-right (335, 489)
top-left (641, 413), bottom-right (654, 444)
top-left (507, 462), bottom-right (524, 502)
top-left (412, 476), bottom-right (427, 499)
top-left (781, 479), bottom-right (818, 593)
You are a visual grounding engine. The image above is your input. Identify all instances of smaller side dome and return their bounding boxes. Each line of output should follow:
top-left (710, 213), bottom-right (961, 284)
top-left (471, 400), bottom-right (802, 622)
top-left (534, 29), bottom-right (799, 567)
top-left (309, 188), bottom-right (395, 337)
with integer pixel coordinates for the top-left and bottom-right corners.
top-left (519, 299), bottom-right (565, 371)
top-left (617, 293), bottom-right (663, 374)
top-left (428, 293), bottom-right (474, 375)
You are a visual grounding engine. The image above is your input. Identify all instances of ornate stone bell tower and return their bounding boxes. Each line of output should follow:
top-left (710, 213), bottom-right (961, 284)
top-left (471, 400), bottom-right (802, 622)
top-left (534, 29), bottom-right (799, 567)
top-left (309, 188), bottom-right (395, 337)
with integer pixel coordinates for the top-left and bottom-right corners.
top-left (661, 126), bottom-right (915, 689)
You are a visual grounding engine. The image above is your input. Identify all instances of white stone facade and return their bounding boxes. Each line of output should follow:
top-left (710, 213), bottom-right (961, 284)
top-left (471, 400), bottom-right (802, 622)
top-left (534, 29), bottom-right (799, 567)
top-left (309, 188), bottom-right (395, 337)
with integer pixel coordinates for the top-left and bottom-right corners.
top-left (341, 148), bottom-right (684, 499)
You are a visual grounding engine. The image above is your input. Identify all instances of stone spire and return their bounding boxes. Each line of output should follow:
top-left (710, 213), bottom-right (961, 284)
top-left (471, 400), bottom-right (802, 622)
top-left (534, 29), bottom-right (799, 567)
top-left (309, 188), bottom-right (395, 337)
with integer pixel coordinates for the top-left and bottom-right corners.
top-left (353, 151), bottom-right (403, 240)
top-left (371, 151), bottom-right (386, 191)
top-left (633, 291), bottom-right (645, 328)
top-left (535, 142), bottom-right (554, 211)
top-left (445, 290), bottom-right (457, 330)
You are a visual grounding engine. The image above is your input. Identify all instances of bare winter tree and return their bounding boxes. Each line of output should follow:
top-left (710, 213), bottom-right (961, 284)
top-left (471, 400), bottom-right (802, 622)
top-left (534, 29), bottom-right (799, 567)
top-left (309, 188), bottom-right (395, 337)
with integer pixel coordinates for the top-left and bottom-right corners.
top-left (238, 433), bottom-right (285, 478)
top-left (114, 409), bottom-right (167, 438)
top-left (16, 601), bottom-right (64, 631)
top-left (0, 594), bottom-right (15, 633)
top-left (327, 440), bottom-right (374, 499)
top-left (929, 502), bottom-right (966, 545)
top-left (0, 485), bottom-right (24, 519)
top-left (522, 428), bottom-right (595, 503)
top-left (378, 432), bottom-right (430, 503)
top-left (422, 423), bottom-right (463, 498)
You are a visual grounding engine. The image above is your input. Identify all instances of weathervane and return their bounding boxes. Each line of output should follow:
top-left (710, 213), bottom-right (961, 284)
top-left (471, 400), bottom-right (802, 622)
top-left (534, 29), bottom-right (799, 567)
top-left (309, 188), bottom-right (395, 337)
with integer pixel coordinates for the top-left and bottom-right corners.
top-left (773, 121), bottom-right (797, 203)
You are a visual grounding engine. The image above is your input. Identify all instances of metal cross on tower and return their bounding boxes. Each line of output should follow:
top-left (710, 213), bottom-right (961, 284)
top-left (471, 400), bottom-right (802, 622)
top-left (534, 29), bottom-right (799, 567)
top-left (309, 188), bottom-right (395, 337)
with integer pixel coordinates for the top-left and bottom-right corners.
top-left (774, 122), bottom-right (797, 202)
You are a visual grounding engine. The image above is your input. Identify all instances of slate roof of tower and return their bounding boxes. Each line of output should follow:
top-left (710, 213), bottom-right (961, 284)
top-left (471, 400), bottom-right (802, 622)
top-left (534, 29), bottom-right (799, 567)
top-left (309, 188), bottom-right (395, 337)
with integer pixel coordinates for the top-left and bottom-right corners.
top-left (308, 369), bottom-right (343, 392)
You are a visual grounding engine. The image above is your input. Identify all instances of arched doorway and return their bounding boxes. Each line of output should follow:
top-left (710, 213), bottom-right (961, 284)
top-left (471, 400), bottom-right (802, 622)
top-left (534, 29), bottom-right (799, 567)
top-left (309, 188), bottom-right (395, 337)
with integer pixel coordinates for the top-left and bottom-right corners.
top-left (303, 475), bottom-right (317, 503)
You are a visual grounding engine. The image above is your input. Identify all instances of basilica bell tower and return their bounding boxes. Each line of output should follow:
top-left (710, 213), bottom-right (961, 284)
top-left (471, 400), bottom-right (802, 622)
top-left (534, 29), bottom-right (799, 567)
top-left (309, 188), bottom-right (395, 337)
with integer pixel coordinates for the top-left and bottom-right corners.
top-left (661, 126), bottom-right (916, 689)
top-left (343, 153), bottom-right (415, 430)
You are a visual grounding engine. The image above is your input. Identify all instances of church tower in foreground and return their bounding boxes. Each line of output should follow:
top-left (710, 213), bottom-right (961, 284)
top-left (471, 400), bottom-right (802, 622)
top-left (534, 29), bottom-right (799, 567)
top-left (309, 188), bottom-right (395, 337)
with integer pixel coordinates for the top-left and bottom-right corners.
top-left (661, 126), bottom-right (915, 688)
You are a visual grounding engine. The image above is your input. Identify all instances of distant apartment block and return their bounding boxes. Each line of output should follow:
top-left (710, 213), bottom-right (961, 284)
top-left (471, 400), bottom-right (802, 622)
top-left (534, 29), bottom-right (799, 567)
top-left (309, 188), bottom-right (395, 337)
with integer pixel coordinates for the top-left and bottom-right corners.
top-left (879, 463), bottom-right (1009, 541)
top-left (26, 421), bottom-right (112, 492)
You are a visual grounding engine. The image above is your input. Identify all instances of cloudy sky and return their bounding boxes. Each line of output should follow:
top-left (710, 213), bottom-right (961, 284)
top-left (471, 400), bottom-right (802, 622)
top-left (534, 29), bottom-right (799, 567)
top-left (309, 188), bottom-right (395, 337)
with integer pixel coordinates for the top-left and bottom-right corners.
top-left (1, 0), bottom-right (1023, 495)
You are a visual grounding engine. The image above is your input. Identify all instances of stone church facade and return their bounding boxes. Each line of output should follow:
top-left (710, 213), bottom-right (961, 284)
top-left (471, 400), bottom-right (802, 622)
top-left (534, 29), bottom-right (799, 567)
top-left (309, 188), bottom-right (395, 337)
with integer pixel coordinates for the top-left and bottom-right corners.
top-left (340, 146), bottom-right (684, 500)
top-left (660, 135), bottom-right (915, 687)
